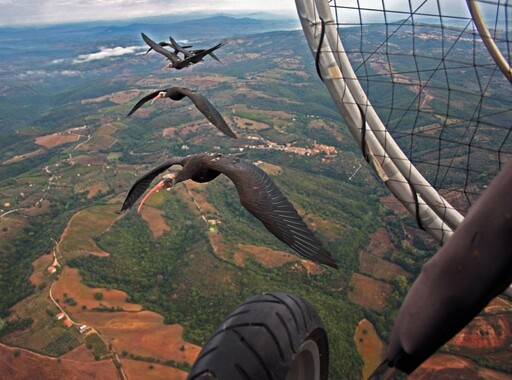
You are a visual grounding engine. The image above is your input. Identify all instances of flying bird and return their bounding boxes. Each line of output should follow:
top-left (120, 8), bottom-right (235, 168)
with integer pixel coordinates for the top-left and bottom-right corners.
top-left (141, 32), bottom-right (190, 70)
top-left (121, 153), bottom-right (338, 269)
top-left (127, 87), bottom-right (237, 139)
top-left (141, 33), bottom-right (223, 70)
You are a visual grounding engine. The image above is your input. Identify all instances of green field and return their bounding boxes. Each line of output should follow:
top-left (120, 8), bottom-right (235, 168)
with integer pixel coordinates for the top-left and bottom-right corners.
top-left (3, 291), bottom-right (82, 357)
top-left (85, 332), bottom-right (111, 359)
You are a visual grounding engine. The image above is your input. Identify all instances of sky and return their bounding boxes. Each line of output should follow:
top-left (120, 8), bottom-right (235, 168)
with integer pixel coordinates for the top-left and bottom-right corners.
top-left (0, 0), bottom-right (298, 27)
top-left (0, 0), bottom-right (481, 28)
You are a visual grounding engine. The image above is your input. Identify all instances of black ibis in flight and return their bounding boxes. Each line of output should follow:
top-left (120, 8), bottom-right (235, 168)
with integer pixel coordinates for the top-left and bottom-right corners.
top-left (127, 87), bottom-right (237, 139)
top-left (120, 153), bottom-right (338, 269)
top-left (141, 33), bottom-right (223, 70)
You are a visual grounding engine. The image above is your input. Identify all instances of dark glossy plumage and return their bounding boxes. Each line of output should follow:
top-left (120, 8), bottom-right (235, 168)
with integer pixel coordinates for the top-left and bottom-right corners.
top-left (141, 33), bottom-right (187, 69)
top-left (144, 41), bottom-right (193, 56)
top-left (181, 42), bottom-right (224, 65)
top-left (141, 33), bottom-right (223, 70)
top-left (121, 153), bottom-right (338, 269)
top-left (127, 87), bottom-right (237, 138)
top-left (168, 36), bottom-right (221, 62)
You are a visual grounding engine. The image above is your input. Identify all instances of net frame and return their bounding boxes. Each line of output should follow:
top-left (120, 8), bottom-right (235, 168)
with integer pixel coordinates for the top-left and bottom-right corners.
top-left (295, 0), bottom-right (468, 245)
top-left (295, 0), bottom-right (512, 295)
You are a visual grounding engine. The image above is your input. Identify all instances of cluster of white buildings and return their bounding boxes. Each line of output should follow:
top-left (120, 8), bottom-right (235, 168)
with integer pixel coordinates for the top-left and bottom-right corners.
top-left (242, 136), bottom-right (337, 157)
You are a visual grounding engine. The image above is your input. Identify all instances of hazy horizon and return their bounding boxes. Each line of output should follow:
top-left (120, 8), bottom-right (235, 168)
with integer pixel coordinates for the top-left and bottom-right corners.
top-left (0, 0), bottom-right (297, 27)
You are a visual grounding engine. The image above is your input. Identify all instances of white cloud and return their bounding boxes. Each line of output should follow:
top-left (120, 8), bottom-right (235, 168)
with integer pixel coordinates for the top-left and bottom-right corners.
top-left (17, 69), bottom-right (83, 78)
top-left (72, 45), bottom-right (147, 63)
top-left (59, 70), bottom-right (81, 76)
top-left (17, 70), bottom-right (46, 79)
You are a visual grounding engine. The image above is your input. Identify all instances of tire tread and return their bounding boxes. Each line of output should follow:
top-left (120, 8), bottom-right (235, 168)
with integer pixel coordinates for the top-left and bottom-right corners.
top-left (186, 292), bottom-right (328, 380)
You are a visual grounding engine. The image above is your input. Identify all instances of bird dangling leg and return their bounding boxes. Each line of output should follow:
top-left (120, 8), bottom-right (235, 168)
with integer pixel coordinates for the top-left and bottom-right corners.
top-left (137, 173), bottom-right (176, 213)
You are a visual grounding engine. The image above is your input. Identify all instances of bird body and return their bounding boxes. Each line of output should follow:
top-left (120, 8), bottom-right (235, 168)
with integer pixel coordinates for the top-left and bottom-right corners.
top-left (127, 87), bottom-right (237, 138)
top-left (121, 153), bottom-right (338, 269)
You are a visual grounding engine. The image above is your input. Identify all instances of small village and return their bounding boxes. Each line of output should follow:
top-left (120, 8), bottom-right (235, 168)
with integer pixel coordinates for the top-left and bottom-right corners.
top-left (242, 136), bottom-right (338, 158)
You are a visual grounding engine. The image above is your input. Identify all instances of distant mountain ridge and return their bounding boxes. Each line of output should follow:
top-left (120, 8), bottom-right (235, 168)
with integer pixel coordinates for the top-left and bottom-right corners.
top-left (0, 14), bottom-right (300, 44)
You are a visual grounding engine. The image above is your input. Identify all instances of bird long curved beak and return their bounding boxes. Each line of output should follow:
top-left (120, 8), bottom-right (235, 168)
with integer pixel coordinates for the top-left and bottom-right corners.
top-left (151, 91), bottom-right (166, 104)
top-left (137, 178), bottom-right (173, 213)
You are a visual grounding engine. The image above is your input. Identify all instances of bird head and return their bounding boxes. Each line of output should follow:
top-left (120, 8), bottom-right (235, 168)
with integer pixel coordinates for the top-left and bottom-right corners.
top-left (161, 172), bottom-right (177, 185)
top-left (151, 91), bottom-right (167, 104)
top-left (137, 173), bottom-right (177, 213)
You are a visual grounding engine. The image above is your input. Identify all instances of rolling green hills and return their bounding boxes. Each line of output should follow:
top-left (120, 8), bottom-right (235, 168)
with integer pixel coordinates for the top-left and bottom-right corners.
top-left (0, 15), bottom-right (510, 379)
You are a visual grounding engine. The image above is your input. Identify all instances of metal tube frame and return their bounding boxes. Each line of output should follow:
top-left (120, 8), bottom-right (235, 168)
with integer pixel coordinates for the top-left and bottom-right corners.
top-left (467, 0), bottom-right (512, 83)
top-left (295, 0), bottom-right (464, 245)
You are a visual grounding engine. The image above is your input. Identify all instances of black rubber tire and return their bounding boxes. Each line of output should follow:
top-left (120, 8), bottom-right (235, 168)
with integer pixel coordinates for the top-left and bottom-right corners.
top-left (186, 292), bottom-right (329, 380)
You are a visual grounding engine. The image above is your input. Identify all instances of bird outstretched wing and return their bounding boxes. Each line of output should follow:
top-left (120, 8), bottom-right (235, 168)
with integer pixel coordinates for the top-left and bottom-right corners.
top-left (121, 158), bottom-right (184, 211)
top-left (127, 87), bottom-right (237, 138)
top-left (207, 51), bottom-right (221, 62)
top-left (183, 42), bottom-right (224, 64)
top-left (180, 88), bottom-right (237, 138)
top-left (126, 90), bottom-right (161, 116)
top-left (226, 160), bottom-right (338, 268)
top-left (168, 36), bottom-right (191, 57)
top-left (141, 33), bottom-right (180, 63)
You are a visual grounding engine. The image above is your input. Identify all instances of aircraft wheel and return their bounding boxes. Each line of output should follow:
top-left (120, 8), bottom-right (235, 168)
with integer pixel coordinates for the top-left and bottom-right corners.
top-left (186, 291), bottom-right (329, 380)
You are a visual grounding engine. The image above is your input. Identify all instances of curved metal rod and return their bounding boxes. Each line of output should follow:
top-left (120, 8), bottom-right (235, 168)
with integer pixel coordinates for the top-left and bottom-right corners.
top-left (314, 0), bottom-right (464, 232)
top-left (295, 0), bottom-right (463, 245)
top-left (467, 0), bottom-right (512, 83)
